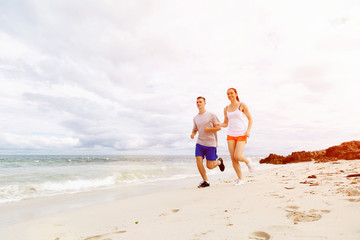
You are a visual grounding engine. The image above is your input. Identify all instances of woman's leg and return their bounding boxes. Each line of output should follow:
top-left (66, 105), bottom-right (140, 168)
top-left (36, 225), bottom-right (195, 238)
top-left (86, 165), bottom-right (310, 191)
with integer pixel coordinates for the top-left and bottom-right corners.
top-left (233, 141), bottom-right (249, 164)
top-left (234, 140), bottom-right (254, 173)
top-left (228, 140), bottom-right (243, 180)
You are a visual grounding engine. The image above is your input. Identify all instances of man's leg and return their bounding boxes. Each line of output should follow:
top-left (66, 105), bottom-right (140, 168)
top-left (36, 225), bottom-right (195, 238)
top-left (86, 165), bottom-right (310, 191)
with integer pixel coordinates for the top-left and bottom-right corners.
top-left (206, 159), bottom-right (220, 169)
top-left (196, 156), bottom-right (208, 181)
top-left (205, 147), bottom-right (224, 171)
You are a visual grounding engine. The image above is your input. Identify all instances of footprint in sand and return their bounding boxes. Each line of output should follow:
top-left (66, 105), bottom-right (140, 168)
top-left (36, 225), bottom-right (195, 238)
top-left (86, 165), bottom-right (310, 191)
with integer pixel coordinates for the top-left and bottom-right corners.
top-left (248, 231), bottom-right (271, 240)
top-left (284, 205), bottom-right (299, 212)
top-left (345, 186), bottom-right (360, 196)
top-left (267, 192), bottom-right (285, 198)
top-left (337, 186), bottom-right (360, 196)
top-left (192, 230), bottom-right (214, 240)
top-left (159, 209), bottom-right (180, 216)
top-left (347, 198), bottom-right (360, 202)
top-left (84, 230), bottom-right (126, 240)
top-left (285, 208), bottom-right (329, 224)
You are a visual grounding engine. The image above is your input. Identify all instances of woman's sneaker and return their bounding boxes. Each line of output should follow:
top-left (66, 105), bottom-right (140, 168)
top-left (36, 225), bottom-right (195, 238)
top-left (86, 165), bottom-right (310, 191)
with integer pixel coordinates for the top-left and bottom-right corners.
top-left (234, 179), bottom-right (245, 186)
top-left (198, 181), bottom-right (210, 188)
top-left (247, 161), bottom-right (255, 173)
top-left (218, 158), bottom-right (225, 172)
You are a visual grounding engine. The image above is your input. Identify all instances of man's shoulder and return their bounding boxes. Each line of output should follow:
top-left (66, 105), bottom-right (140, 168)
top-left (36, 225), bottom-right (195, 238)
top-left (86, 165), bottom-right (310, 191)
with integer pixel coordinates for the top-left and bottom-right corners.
top-left (205, 111), bottom-right (218, 118)
top-left (194, 111), bottom-right (218, 119)
top-left (195, 111), bottom-right (213, 117)
top-left (199, 111), bottom-right (215, 116)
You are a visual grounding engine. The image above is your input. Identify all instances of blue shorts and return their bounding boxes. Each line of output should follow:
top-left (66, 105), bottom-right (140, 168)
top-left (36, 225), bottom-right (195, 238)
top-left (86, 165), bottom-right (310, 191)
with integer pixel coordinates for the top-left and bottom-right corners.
top-left (195, 144), bottom-right (218, 161)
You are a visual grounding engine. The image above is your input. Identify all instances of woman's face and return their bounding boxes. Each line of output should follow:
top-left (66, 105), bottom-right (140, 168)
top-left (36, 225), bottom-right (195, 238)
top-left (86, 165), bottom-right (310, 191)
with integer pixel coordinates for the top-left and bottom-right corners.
top-left (227, 89), bottom-right (237, 101)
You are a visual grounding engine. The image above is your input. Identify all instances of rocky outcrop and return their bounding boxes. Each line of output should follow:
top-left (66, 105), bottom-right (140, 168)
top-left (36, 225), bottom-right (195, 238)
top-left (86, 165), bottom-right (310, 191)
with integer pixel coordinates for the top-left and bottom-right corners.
top-left (325, 141), bottom-right (360, 160)
top-left (259, 154), bottom-right (286, 165)
top-left (260, 141), bottom-right (360, 164)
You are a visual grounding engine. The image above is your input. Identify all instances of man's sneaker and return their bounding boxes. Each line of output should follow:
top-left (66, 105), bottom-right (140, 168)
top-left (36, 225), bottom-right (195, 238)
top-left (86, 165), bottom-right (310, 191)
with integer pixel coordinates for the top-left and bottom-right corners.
top-left (247, 161), bottom-right (255, 173)
top-left (218, 158), bottom-right (225, 172)
top-left (198, 181), bottom-right (210, 188)
top-left (234, 179), bottom-right (245, 186)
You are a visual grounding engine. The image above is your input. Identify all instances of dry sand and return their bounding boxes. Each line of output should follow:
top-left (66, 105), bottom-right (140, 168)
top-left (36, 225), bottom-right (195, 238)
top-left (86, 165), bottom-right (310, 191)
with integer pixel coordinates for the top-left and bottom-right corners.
top-left (1, 160), bottom-right (359, 240)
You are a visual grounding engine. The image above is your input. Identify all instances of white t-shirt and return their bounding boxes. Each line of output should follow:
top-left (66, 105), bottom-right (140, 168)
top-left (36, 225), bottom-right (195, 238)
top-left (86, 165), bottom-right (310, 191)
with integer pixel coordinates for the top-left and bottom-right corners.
top-left (193, 111), bottom-right (220, 147)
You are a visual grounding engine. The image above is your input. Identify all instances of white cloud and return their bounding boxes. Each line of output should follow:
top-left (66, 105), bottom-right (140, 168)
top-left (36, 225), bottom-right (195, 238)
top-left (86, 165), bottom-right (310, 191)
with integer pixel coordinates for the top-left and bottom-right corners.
top-left (0, 0), bottom-right (359, 155)
top-left (0, 133), bottom-right (79, 149)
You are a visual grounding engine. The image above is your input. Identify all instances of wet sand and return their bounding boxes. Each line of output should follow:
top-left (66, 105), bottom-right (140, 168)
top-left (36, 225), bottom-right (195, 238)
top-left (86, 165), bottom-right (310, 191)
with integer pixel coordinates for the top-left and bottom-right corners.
top-left (0, 160), bottom-right (359, 240)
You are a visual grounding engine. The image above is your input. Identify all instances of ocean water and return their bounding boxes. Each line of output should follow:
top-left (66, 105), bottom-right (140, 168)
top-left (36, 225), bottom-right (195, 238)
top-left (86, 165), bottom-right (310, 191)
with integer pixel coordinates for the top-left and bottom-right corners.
top-left (0, 155), bottom-right (268, 205)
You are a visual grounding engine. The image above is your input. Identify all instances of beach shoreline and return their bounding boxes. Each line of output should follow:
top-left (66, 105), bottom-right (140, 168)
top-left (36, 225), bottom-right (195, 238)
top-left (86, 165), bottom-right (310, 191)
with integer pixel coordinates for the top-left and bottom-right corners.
top-left (0, 173), bottom-right (208, 228)
top-left (1, 160), bottom-right (359, 240)
top-left (0, 155), bottom-right (268, 228)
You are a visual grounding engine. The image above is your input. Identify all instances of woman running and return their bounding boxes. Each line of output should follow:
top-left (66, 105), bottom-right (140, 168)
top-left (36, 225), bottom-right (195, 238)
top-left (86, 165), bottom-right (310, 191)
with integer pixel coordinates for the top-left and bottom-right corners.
top-left (220, 88), bottom-right (254, 185)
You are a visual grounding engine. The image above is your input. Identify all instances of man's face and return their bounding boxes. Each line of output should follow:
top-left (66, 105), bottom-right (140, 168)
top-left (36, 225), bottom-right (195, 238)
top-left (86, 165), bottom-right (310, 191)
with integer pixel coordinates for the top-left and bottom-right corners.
top-left (196, 98), bottom-right (205, 109)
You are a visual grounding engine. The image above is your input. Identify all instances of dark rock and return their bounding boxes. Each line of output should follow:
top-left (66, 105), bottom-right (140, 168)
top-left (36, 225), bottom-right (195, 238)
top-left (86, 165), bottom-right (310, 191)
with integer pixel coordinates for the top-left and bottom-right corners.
top-left (326, 141), bottom-right (360, 159)
top-left (259, 153), bottom-right (286, 164)
top-left (260, 141), bottom-right (360, 164)
top-left (347, 174), bottom-right (360, 178)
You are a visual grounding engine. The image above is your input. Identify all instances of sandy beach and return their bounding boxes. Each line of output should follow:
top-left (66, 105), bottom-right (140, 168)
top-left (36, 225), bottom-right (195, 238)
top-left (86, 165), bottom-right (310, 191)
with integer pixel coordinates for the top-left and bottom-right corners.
top-left (1, 159), bottom-right (359, 240)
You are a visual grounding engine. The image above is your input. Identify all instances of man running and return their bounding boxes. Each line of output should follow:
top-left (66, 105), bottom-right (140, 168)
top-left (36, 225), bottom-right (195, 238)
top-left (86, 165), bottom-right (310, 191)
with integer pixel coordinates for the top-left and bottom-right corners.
top-left (190, 96), bottom-right (225, 188)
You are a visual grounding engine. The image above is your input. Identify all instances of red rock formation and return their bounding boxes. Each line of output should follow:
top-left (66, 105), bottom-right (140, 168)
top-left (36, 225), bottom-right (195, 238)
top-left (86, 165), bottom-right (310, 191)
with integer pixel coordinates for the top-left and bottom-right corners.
top-left (325, 141), bottom-right (360, 160)
top-left (260, 141), bottom-right (360, 164)
top-left (259, 154), bottom-right (286, 164)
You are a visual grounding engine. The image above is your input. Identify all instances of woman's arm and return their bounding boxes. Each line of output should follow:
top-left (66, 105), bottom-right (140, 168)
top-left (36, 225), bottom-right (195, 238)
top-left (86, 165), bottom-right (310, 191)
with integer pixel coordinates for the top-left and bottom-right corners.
top-left (219, 107), bottom-right (229, 128)
top-left (241, 103), bottom-right (253, 137)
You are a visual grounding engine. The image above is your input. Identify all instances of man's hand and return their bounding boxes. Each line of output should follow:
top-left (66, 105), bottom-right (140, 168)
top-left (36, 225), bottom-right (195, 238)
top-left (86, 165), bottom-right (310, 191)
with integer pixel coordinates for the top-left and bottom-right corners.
top-left (205, 124), bottom-right (221, 133)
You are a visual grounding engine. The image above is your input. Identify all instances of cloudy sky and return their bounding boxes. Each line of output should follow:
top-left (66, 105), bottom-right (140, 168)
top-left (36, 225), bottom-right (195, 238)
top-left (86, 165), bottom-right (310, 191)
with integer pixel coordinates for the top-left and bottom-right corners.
top-left (0, 0), bottom-right (359, 156)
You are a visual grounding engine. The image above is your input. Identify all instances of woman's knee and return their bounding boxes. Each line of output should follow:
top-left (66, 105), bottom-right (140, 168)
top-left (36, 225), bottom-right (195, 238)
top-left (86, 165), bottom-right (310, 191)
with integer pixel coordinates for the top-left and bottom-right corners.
top-left (233, 155), bottom-right (246, 162)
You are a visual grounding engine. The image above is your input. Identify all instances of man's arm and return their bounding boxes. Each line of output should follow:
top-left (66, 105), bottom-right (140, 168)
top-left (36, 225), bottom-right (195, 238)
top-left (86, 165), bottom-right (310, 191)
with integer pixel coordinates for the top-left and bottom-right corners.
top-left (190, 130), bottom-right (197, 139)
top-left (204, 123), bottom-right (221, 132)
